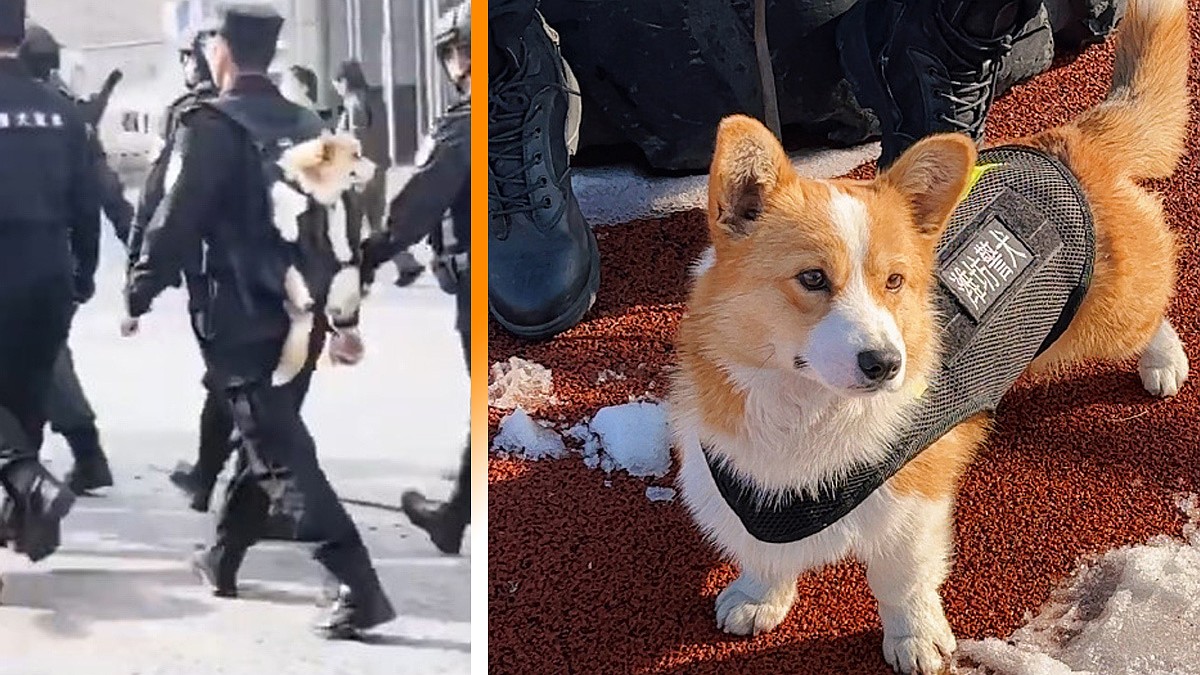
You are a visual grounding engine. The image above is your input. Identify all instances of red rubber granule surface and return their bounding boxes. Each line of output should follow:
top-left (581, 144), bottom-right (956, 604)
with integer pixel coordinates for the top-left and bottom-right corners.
top-left (489, 8), bottom-right (1200, 673)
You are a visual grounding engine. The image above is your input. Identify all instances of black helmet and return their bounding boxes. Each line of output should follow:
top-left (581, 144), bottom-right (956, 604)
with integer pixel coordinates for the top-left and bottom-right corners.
top-left (434, 0), bottom-right (469, 95)
top-left (434, 1), bottom-right (469, 54)
top-left (18, 22), bottom-right (59, 80)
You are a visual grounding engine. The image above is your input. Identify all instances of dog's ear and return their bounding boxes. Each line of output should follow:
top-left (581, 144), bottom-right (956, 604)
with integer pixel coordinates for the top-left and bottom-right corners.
top-left (319, 137), bottom-right (337, 164)
top-left (708, 115), bottom-right (790, 241)
top-left (879, 133), bottom-right (976, 237)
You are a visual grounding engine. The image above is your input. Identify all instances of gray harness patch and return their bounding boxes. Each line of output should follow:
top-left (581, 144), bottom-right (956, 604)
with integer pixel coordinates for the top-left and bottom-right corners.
top-left (703, 145), bottom-right (1096, 544)
top-left (939, 217), bottom-right (1034, 321)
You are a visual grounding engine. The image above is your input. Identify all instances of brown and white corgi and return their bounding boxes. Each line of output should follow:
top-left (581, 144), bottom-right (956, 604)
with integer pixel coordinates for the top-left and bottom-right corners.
top-left (270, 131), bottom-right (376, 385)
top-left (669, 1), bottom-right (1190, 672)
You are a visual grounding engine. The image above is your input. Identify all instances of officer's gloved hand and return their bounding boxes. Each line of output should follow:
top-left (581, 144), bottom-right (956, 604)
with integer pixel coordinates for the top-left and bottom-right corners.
top-left (73, 276), bottom-right (95, 304)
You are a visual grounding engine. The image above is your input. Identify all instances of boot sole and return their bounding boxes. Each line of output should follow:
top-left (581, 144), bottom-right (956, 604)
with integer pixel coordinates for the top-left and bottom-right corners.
top-left (489, 221), bottom-right (601, 342)
top-left (22, 485), bottom-right (75, 563)
top-left (190, 552), bottom-right (237, 598)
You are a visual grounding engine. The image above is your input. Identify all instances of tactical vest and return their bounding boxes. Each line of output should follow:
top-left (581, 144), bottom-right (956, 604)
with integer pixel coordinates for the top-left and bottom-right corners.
top-left (703, 145), bottom-right (1096, 544)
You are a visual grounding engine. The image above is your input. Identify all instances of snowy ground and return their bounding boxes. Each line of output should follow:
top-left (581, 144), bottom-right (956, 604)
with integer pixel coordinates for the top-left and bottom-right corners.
top-left (0, 206), bottom-right (470, 674)
top-left (490, 359), bottom-right (1200, 674)
top-left (957, 496), bottom-right (1200, 675)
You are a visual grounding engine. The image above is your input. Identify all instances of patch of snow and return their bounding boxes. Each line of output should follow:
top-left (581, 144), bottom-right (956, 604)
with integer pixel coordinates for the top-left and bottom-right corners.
top-left (589, 402), bottom-right (671, 477)
top-left (497, 401), bottom-right (673, 500)
top-left (646, 487), bottom-right (677, 503)
top-left (567, 423), bottom-right (604, 460)
top-left (492, 408), bottom-right (566, 460)
top-left (957, 494), bottom-right (1200, 675)
top-left (596, 369), bottom-right (626, 384)
top-left (599, 455), bottom-right (616, 473)
top-left (488, 357), bottom-right (556, 412)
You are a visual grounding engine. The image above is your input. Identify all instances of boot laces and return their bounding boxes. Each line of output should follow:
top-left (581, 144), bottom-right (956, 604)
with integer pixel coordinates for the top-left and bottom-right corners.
top-left (488, 45), bottom-right (575, 239)
top-left (936, 57), bottom-right (1001, 140)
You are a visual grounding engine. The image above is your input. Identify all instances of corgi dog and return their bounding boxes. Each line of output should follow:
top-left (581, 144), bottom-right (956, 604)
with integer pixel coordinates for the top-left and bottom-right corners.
top-left (669, 0), bottom-right (1190, 672)
top-left (269, 131), bottom-right (376, 385)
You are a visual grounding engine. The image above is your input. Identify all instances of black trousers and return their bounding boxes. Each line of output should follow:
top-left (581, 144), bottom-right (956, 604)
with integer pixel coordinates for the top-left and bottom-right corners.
top-left (445, 328), bottom-right (470, 518)
top-left (210, 334), bottom-right (384, 595)
top-left (45, 343), bottom-right (97, 438)
top-left (0, 278), bottom-right (74, 453)
top-left (192, 387), bottom-right (235, 496)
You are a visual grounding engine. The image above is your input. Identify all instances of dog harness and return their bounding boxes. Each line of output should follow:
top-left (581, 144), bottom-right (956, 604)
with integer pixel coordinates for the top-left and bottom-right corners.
top-left (703, 145), bottom-right (1096, 544)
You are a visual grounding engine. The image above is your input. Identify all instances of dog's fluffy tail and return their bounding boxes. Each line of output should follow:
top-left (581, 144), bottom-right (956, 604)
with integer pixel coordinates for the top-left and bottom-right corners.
top-left (1074, 0), bottom-right (1190, 179)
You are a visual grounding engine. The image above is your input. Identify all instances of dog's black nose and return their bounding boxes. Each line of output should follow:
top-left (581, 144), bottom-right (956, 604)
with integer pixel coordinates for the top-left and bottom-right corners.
top-left (857, 348), bottom-right (902, 383)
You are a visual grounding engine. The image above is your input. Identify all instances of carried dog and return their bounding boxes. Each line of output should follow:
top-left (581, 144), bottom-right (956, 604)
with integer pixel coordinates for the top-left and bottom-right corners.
top-left (269, 131), bottom-right (376, 384)
top-left (669, 1), bottom-right (1190, 672)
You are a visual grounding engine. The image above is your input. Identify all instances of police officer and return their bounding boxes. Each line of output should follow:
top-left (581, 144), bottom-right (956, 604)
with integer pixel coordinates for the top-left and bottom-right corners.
top-left (0, 0), bottom-right (96, 561)
top-left (20, 23), bottom-right (132, 244)
top-left (362, 0), bottom-right (471, 555)
top-left (124, 3), bottom-right (395, 639)
top-left (132, 27), bottom-right (238, 515)
top-left (18, 22), bottom-right (115, 495)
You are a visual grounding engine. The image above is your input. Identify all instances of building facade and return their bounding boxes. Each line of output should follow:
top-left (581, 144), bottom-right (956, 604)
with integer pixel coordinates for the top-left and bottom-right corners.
top-left (168, 0), bottom-right (454, 165)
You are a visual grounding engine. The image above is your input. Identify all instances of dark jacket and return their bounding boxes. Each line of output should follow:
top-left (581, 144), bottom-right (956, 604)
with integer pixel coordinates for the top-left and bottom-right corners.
top-left (337, 86), bottom-right (389, 166)
top-left (0, 58), bottom-right (98, 300)
top-left (126, 75), bottom-right (325, 366)
top-left (373, 99), bottom-right (470, 332)
top-left (129, 83), bottom-right (218, 282)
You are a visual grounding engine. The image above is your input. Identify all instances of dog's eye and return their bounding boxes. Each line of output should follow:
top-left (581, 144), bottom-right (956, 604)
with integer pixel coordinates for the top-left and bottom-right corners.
top-left (886, 273), bottom-right (904, 291)
top-left (796, 269), bottom-right (828, 291)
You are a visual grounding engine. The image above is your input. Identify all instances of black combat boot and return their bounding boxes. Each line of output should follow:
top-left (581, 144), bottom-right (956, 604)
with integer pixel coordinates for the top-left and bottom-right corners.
top-left (489, 12), bottom-right (599, 341)
top-left (401, 490), bottom-right (467, 555)
top-left (168, 461), bottom-right (213, 513)
top-left (0, 408), bottom-right (74, 563)
top-left (836, 0), bottom-right (1041, 168)
top-left (190, 545), bottom-right (240, 598)
top-left (62, 425), bottom-right (113, 494)
top-left (316, 580), bottom-right (397, 640)
top-left (392, 249), bottom-right (425, 288)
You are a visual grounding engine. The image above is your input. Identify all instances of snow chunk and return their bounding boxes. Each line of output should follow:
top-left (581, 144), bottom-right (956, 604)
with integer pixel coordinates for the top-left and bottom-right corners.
top-left (596, 369), bottom-right (626, 384)
top-left (957, 640), bottom-right (1080, 675)
top-left (645, 487), bottom-right (676, 502)
top-left (488, 357), bottom-right (555, 412)
top-left (589, 401), bottom-right (670, 477)
top-left (958, 494), bottom-right (1200, 675)
top-left (492, 408), bottom-right (566, 460)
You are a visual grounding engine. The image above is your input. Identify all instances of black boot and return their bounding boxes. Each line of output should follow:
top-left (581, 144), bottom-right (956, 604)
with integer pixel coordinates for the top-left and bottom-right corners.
top-left (315, 581), bottom-right (397, 640)
top-left (190, 545), bottom-right (240, 598)
top-left (0, 458), bottom-right (76, 563)
top-left (392, 249), bottom-right (425, 288)
top-left (489, 11), bottom-right (599, 341)
top-left (168, 461), bottom-right (213, 513)
top-left (401, 490), bottom-right (467, 555)
top-left (63, 425), bottom-right (113, 494)
top-left (836, 0), bottom-right (1040, 168)
top-left (0, 406), bottom-right (74, 563)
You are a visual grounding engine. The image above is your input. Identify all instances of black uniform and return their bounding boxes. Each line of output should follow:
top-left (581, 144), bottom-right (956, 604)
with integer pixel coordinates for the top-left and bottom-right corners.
top-left (365, 97), bottom-right (471, 545)
top-left (0, 4), bottom-right (96, 560)
top-left (0, 57), bottom-right (99, 450)
top-left (125, 73), bottom-right (393, 622)
top-left (133, 80), bottom-right (236, 512)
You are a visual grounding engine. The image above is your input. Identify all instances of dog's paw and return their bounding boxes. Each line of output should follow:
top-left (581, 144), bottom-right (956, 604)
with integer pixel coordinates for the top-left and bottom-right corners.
top-left (882, 629), bottom-right (955, 675)
top-left (1139, 326), bottom-right (1189, 398)
top-left (714, 576), bottom-right (793, 636)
